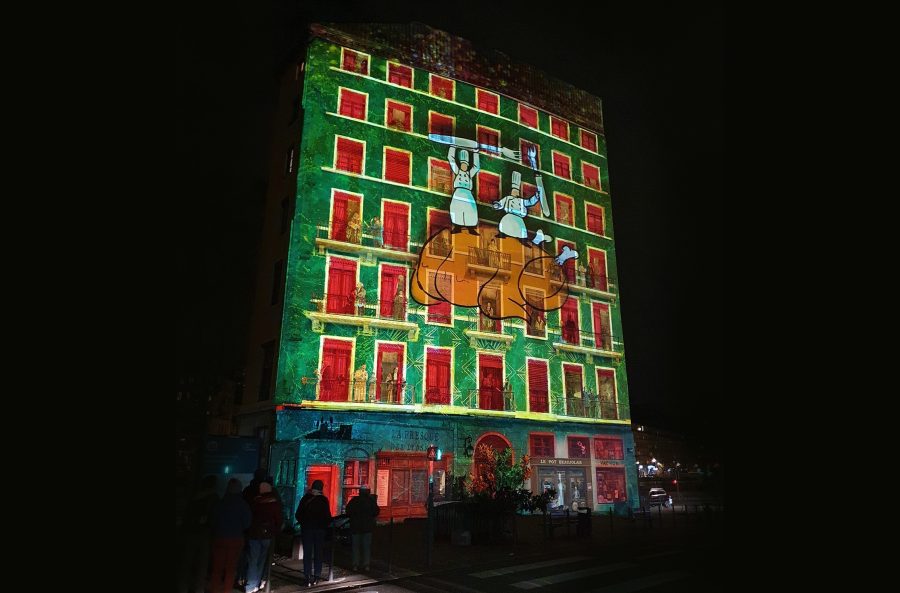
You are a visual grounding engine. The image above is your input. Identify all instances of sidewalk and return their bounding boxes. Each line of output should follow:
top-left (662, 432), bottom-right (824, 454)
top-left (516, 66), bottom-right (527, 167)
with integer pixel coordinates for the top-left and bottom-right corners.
top-left (264, 508), bottom-right (723, 592)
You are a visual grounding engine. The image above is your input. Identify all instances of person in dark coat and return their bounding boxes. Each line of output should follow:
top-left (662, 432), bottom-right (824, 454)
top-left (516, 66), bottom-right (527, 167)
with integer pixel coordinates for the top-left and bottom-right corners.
top-left (345, 485), bottom-right (380, 571)
top-left (209, 478), bottom-right (252, 593)
top-left (238, 468), bottom-right (268, 586)
top-left (295, 479), bottom-right (331, 587)
top-left (178, 475), bottom-right (218, 593)
top-left (246, 482), bottom-right (283, 593)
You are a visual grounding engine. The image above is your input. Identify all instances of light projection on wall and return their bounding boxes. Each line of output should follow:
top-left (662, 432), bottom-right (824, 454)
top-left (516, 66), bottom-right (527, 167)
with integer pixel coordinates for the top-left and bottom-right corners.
top-left (412, 135), bottom-right (579, 326)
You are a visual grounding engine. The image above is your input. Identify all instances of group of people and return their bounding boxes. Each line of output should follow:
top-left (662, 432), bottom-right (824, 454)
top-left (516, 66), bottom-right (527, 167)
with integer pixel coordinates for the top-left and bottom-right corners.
top-left (343, 213), bottom-right (388, 250)
top-left (295, 479), bottom-right (380, 586)
top-left (178, 470), bottom-right (283, 593)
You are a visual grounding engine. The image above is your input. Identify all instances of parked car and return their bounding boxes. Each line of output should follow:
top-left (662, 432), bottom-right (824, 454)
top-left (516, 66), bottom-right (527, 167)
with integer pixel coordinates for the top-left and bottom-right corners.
top-left (649, 487), bottom-right (669, 507)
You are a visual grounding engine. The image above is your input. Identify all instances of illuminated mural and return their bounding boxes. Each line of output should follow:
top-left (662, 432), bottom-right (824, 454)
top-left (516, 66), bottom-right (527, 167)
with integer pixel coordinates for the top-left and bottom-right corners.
top-left (411, 135), bottom-right (580, 325)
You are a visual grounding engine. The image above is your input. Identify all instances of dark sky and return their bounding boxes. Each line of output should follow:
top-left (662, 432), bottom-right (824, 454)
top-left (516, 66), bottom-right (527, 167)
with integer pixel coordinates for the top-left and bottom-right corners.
top-left (177, 3), bottom-right (723, 449)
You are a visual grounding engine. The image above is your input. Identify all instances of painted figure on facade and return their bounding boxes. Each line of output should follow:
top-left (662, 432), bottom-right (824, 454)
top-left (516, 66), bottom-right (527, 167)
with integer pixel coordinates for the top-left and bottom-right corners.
top-left (347, 212), bottom-right (362, 244)
top-left (555, 473), bottom-right (565, 509)
top-left (577, 263), bottom-right (586, 286)
top-left (447, 146), bottom-right (481, 234)
top-left (354, 282), bottom-right (367, 316)
top-left (493, 171), bottom-right (552, 246)
top-left (353, 364), bottom-right (368, 402)
top-left (392, 279), bottom-right (406, 320)
top-left (481, 301), bottom-right (495, 331)
top-left (368, 216), bottom-right (383, 248)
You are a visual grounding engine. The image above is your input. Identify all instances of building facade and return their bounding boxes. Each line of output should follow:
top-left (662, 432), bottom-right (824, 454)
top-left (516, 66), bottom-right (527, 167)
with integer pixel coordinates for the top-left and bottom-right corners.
top-left (237, 23), bottom-right (637, 522)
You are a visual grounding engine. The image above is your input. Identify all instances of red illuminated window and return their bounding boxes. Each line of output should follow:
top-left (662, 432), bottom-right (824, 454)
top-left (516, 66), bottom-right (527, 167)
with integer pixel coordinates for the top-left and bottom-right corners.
top-left (580, 129), bottom-right (598, 152)
top-left (478, 171), bottom-right (500, 203)
top-left (335, 137), bottom-right (364, 174)
top-left (557, 238), bottom-right (576, 282)
top-left (478, 354), bottom-right (504, 411)
top-left (588, 248), bottom-right (608, 291)
top-left (338, 88), bottom-right (367, 120)
top-left (552, 152), bottom-right (572, 180)
top-left (561, 298), bottom-right (580, 345)
top-left (341, 49), bottom-right (369, 75)
top-left (385, 100), bottom-right (412, 132)
top-left (592, 302), bottom-right (611, 350)
top-left (330, 191), bottom-right (361, 242)
top-left (527, 360), bottom-right (549, 413)
top-left (530, 433), bottom-right (554, 457)
top-left (519, 104), bottom-right (538, 128)
top-left (383, 148), bottom-right (411, 184)
top-left (428, 210), bottom-right (452, 257)
top-left (477, 126), bottom-right (500, 152)
top-left (586, 203), bottom-right (604, 235)
top-left (425, 348), bottom-right (451, 404)
top-left (596, 369), bottom-right (618, 419)
top-left (388, 62), bottom-right (413, 88)
top-left (320, 338), bottom-right (352, 402)
top-left (430, 75), bottom-right (454, 100)
top-left (477, 89), bottom-right (499, 114)
top-left (568, 436), bottom-right (590, 458)
top-left (429, 113), bottom-right (454, 137)
top-left (522, 182), bottom-right (541, 218)
top-left (594, 438), bottom-right (623, 460)
top-left (554, 194), bottom-right (575, 226)
top-left (551, 116), bottom-right (569, 141)
top-left (379, 264), bottom-right (407, 318)
top-left (582, 162), bottom-right (601, 190)
top-left (596, 467), bottom-right (627, 503)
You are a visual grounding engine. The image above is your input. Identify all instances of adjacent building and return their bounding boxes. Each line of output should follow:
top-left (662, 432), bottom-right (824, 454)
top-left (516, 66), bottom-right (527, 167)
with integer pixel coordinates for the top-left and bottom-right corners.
top-left (236, 23), bottom-right (638, 521)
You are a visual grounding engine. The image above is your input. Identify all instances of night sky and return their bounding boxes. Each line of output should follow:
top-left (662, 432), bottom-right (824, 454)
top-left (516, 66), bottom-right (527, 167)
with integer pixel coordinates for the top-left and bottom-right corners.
top-left (177, 3), bottom-right (723, 452)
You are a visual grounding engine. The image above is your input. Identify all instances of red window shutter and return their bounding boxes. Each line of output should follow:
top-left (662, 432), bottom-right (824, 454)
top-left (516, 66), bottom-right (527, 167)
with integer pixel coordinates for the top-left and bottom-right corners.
top-left (339, 89), bottom-right (366, 120)
top-left (581, 130), bottom-right (597, 152)
top-left (375, 342), bottom-right (405, 390)
top-left (321, 339), bottom-right (352, 401)
top-left (326, 258), bottom-right (356, 314)
top-left (428, 274), bottom-right (451, 323)
top-left (528, 360), bottom-right (549, 413)
top-left (430, 160), bottom-right (453, 193)
top-left (592, 303), bottom-right (609, 349)
top-left (384, 149), bottom-right (410, 184)
top-left (555, 198), bottom-right (573, 226)
top-left (430, 114), bottom-right (453, 137)
top-left (583, 164), bottom-right (600, 190)
top-left (388, 64), bottom-right (412, 88)
top-left (383, 202), bottom-right (409, 249)
top-left (589, 250), bottom-right (607, 290)
top-left (552, 118), bottom-right (569, 141)
top-left (553, 154), bottom-right (571, 179)
top-left (478, 173), bottom-right (499, 203)
top-left (519, 105), bottom-right (537, 128)
top-left (432, 77), bottom-right (453, 99)
top-left (331, 194), bottom-right (348, 241)
top-left (478, 128), bottom-right (499, 150)
top-left (379, 265), bottom-right (406, 317)
top-left (426, 348), bottom-right (451, 404)
top-left (586, 204), bottom-right (604, 235)
top-left (478, 92), bottom-right (498, 113)
top-left (562, 298), bottom-right (580, 344)
top-left (429, 210), bottom-right (451, 234)
top-left (336, 137), bottom-right (363, 174)
top-left (342, 51), bottom-right (357, 71)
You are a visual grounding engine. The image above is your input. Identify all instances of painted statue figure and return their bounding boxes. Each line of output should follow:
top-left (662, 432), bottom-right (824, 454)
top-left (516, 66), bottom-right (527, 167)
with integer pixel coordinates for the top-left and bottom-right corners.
top-left (447, 146), bottom-right (481, 234)
top-left (555, 473), bottom-right (565, 509)
top-left (492, 171), bottom-right (552, 246)
top-left (353, 364), bottom-right (368, 402)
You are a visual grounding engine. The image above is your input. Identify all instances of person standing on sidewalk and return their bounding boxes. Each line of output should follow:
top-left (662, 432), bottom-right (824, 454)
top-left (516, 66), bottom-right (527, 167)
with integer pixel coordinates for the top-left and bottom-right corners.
top-left (178, 474), bottom-right (218, 593)
top-left (345, 485), bottom-right (380, 571)
top-left (209, 478), bottom-right (252, 593)
top-left (246, 482), bottom-right (283, 593)
top-left (295, 479), bottom-right (331, 587)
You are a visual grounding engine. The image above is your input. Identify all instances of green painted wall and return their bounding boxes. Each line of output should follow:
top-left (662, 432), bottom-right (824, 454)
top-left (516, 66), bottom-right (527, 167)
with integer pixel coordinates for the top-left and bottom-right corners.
top-left (275, 38), bottom-right (630, 421)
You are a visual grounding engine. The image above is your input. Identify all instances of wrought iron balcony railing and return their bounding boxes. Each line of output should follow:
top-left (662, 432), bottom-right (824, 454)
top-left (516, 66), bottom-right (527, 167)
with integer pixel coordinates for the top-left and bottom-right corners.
top-left (312, 379), bottom-right (411, 405)
top-left (309, 292), bottom-right (423, 319)
top-left (467, 247), bottom-right (511, 270)
top-left (315, 223), bottom-right (413, 253)
top-left (460, 388), bottom-right (515, 412)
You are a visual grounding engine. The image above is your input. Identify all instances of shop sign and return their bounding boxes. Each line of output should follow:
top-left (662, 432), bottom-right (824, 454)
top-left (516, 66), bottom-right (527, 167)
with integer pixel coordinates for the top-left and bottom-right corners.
top-left (533, 457), bottom-right (586, 466)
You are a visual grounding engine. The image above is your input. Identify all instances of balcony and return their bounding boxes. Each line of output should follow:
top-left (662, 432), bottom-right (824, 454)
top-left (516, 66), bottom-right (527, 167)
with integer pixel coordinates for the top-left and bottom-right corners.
top-left (551, 325), bottom-right (623, 363)
top-left (314, 224), bottom-right (418, 265)
top-left (466, 247), bottom-right (511, 280)
top-left (459, 388), bottom-right (515, 412)
top-left (304, 293), bottom-right (420, 341)
top-left (528, 391), bottom-right (550, 414)
top-left (307, 379), bottom-right (412, 405)
top-left (549, 266), bottom-right (617, 302)
top-left (563, 396), bottom-right (626, 420)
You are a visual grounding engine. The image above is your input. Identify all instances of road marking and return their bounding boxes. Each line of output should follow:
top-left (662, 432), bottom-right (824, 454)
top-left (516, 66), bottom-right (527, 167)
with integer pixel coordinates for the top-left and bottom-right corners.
top-left (471, 556), bottom-right (590, 578)
top-left (584, 570), bottom-right (690, 593)
top-left (511, 562), bottom-right (635, 589)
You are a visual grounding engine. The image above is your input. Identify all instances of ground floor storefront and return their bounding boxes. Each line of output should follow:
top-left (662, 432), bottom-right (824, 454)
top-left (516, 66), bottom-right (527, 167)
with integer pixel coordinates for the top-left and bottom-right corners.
top-left (270, 407), bottom-right (637, 525)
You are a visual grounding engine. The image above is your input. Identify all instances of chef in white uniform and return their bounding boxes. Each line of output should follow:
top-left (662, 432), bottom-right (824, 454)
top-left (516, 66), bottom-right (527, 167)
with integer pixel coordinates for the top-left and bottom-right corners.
top-left (448, 146), bottom-right (480, 235)
top-left (492, 171), bottom-right (552, 246)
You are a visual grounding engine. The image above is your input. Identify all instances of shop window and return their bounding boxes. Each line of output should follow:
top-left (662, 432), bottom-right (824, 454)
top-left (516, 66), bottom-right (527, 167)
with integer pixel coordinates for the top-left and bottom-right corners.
top-left (530, 434), bottom-right (554, 457)
top-left (596, 467), bottom-right (627, 503)
top-left (594, 438), bottom-right (624, 460)
top-left (343, 459), bottom-right (370, 502)
top-left (567, 436), bottom-right (590, 458)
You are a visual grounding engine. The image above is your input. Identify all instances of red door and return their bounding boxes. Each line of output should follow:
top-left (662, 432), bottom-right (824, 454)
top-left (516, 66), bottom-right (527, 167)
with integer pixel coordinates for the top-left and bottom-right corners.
top-left (379, 265), bottom-right (407, 318)
top-left (306, 465), bottom-right (339, 517)
top-left (331, 192), bottom-right (361, 242)
top-left (383, 202), bottom-right (409, 250)
top-left (376, 343), bottom-right (405, 403)
top-left (561, 298), bottom-right (580, 345)
top-left (326, 257), bottom-right (356, 314)
top-left (320, 339), bottom-right (352, 401)
top-left (479, 354), bottom-right (504, 410)
top-left (563, 363), bottom-right (583, 416)
top-left (425, 348), bottom-right (451, 404)
top-left (592, 302), bottom-right (609, 350)
top-left (588, 249), bottom-right (607, 291)
top-left (527, 359), bottom-right (549, 413)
